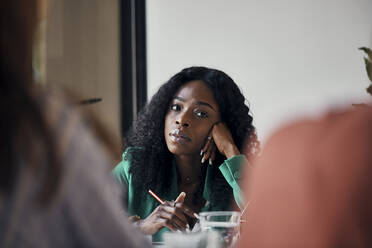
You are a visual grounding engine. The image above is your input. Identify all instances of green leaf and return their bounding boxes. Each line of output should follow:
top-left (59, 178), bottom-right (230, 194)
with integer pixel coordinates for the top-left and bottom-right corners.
top-left (359, 47), bottom-right (372, 60)
top-left (364, 58), bottom-right (372, 83)
top-left (367, 84), bottom-right (372, 96)
top-left (359, 47), bottom-right (372, 83)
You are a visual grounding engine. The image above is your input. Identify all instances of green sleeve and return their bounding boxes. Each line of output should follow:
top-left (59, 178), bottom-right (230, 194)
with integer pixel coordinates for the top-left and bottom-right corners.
top-left (219, 154), bottom-right (248, 210)
top-left (112, 152), bottom-right (131, 186)
top-left (112, 147), bottom-right (147, 218)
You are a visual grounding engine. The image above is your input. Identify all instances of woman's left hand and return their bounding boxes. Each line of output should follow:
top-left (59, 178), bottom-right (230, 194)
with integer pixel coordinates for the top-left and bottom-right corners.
top-left (200, 122), bottom-right (240, 164)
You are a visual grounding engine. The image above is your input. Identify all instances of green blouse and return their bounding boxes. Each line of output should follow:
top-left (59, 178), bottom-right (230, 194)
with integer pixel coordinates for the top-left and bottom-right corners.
top-left (112, 147), bottom-right (247, 241)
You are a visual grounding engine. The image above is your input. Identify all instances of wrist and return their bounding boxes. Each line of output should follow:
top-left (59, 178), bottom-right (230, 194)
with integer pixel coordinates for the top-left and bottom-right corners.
top-left (133, 219), bottom-right (146, 232)
top-left (134, 219), bottom-right (156, 235)
top-left (130, 216), bottom-right (143, 229)
top-left (224, 144), bottom-right (240, 158)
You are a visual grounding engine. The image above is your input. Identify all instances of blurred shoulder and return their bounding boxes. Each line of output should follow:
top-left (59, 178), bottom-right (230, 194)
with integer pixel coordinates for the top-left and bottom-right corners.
top-left (264, 106), bottom-right (372, 151)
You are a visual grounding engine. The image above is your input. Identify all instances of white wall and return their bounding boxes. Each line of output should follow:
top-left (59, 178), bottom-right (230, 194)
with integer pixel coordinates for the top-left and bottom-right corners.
top-left (147, 0), bottom-right (372, 141)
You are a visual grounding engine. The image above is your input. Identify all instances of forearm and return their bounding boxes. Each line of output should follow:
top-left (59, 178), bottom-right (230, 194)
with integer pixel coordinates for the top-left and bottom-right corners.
top-left (223, 143), bottom-right (240, 158)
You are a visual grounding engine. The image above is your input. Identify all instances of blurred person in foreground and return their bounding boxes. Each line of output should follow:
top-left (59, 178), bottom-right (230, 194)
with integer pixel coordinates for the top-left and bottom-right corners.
top-left (239, 106), bottom-right (372, 247)
top-left (0, 0), bottom-right (150, 247)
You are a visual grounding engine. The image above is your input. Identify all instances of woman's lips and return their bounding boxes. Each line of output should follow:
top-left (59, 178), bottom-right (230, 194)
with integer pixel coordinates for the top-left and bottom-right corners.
top-left (169, 129), bottom-right (191, 144)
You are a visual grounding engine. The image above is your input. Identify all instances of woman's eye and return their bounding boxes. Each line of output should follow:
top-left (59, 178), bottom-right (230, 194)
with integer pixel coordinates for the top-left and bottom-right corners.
top-left (170, 104), bottom-right (181, 111)
top-left (195, 110), bottom-right (208, 118)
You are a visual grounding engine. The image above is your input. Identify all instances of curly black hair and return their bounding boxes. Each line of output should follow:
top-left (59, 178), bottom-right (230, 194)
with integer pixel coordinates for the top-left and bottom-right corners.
top-left (125, 66), bottom-right (259, 207)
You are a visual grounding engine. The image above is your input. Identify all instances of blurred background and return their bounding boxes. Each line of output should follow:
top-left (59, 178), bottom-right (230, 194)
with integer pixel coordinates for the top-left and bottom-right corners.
top-left (42, 0), bottom-right (372, 144)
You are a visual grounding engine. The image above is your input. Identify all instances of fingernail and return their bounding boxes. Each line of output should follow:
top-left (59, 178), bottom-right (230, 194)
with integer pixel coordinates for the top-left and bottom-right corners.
top-left (209, 158), bottom-right (212, 165)
top-left (200, 150), bottom-right (203, 156)
top-left (180, 192), bottom-right (186, 197)
top-left (201, 157), bottom-right (205, 163)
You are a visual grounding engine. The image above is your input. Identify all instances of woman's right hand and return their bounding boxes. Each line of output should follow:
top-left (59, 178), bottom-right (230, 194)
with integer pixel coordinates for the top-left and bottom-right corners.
top-left (201, 122), bottom-right (240, 164)
top-left (135, 192), bottom-right (197, 235)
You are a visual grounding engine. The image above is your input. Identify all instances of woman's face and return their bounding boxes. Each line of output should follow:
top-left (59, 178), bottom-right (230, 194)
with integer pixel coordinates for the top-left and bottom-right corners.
top-left (164, 80), bottom-right (221, 156)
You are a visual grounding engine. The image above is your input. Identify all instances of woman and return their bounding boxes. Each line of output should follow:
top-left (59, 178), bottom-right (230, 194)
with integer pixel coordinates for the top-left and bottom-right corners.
top-left (0, 0), bottom-right (150, 247)
top-left (113, 66), bottom-right (259, 241)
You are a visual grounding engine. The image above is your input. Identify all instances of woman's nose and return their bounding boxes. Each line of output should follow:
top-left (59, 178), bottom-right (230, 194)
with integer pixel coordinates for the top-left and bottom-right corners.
top-left (175, 113), bottom-right (190, 127)
top-left (175, 120), bottom-right (189, 127)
